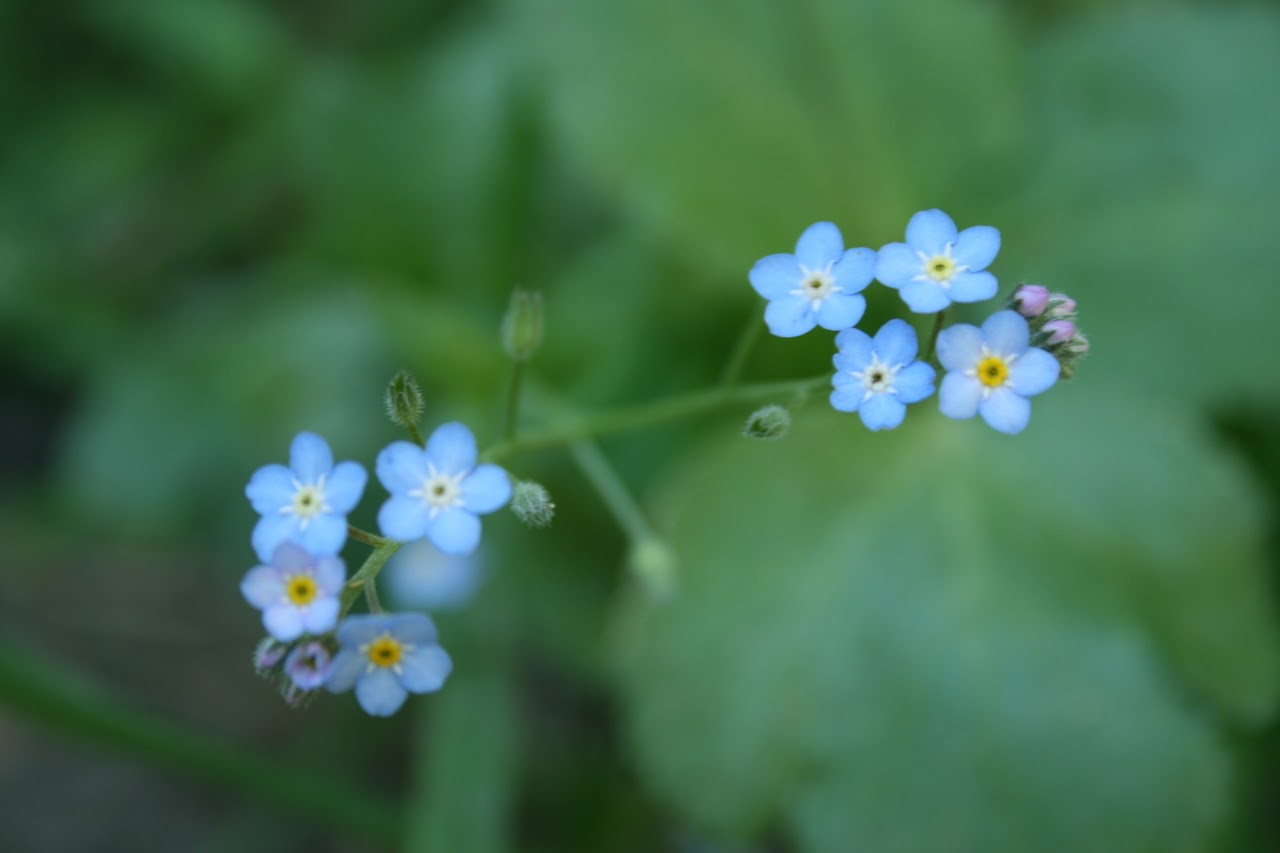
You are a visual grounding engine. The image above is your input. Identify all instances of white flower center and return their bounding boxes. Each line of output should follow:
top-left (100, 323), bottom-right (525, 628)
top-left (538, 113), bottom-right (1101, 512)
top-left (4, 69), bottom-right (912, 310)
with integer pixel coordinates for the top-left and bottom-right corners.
top-left (790, 262), bottom-right (841, 306)
top-left (850, 353), bottom-right (902, 402)
top-left (914, 244), bottom-right (969, 286)
top-left (282, 475), bottom-right (331, 530)
top-left (408, 466), bottom-right (465, 518)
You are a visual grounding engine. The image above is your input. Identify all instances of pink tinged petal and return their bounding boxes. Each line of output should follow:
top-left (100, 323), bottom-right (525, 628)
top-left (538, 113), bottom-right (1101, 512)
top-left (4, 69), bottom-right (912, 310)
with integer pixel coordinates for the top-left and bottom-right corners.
top-left (378, 495), bottom-right (431, 542)
top-left (873, 243), bottom-right (920, 288)
top-left (858, 394), bottom-right (906, 431)
top-left (832, 247), bottom-right (876, 293)
top-left (390, 613), bottom-right (438, 645)
top-left (936, 323), bottom-right (984, 372)
top-left (427, 507), bottom-right (482, 556)
top-left (252, 514), bottom-right (299, 563)
top-left (834, 327), bottom-right (875, 370)
top-left (290, 432), bottom-right (333, 482)
top-left (1008, 348), bottom-right (1060, 397)
top-left (952, 225), bottom-right (1000, 270)
top-left (376, 441), bottom-right (431, 494)
top-left (939, 373), bottom-right (982, 419)
top-left (872, 319), bottom-right (919, 365)
top-left (295, 514), bottom-right (346, 557)
top-left (326, 649), bottom-right (365, 692)
top-left (905, 209), bottom-right (958, 255)
top-left (979, 387), bottom-right (1032, 435)
top-left (426, 422), bottom-right (477, 475)
top-left (947, 271), bottom-right (998, 304)
top-left (815, 293), bottom-right (866, 331)
top-left (246, 464), bottom-right (294, 514)
top-left (461, 464), bottom-right (512, 514)
top-left (900, 280), bottom-right (951, 314)
top-left (325, 462), bottom-right (367, 513)
top-left (893, 362), bottom-right (937, 404)
top-left (830, 385), bottom-right (864, 412)
top-left (263, 604), bottom-right (305, 642)
top-left (399, 646), bottom-right (452, 694)
top-left (981, 310), bottom-right (1031, 357)
top-left (312, 555), bottom-right (346, 593)
top-left (241, 565), bottom-right (285, 609)
top-left (355, 668), bottom-right (409, 717)
top-left (763, 294), bottom-right (817, 338)
top-left (271, 541), bottom-right (313, 572)
top-left (748, 254), bottom-right (802, 299)
top-left (794, 221), bottom-right (843, 268)
top-left (301, 597), bottom-right (340, 635)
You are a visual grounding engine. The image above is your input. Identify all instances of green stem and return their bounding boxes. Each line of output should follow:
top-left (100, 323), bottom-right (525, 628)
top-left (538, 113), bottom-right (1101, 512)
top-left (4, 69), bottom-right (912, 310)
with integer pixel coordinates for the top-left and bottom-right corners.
top-left (341, 541), bottom-right (402, 616)
top-left (348, 525), bottom-right (390, 549)
top-left (719, 305), bottom-right (765, 387)
top-left (405, 421), bottom-right (425, 448)
top-left (503, 359), bottom-right (526, 442)
top-left (568, 440), bottom-right (654, 544)
top-left (363, 577), bottom-right (385, 614)
top-left (925, 309), bottom-right (947, 363)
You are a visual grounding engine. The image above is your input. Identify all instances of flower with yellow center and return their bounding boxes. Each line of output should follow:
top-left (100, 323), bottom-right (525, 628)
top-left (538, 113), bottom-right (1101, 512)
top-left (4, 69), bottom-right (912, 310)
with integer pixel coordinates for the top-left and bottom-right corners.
top-left (241, 541), bottom-right (346, 642)
top-left (873, 209), bottom-right (1002, 313)
top-left (327, 614), bottom-right (454, 717)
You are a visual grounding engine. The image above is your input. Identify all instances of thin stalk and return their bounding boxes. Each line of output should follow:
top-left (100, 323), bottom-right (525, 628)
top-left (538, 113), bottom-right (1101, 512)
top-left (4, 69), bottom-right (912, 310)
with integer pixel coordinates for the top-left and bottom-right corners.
top-left (348, 525), bottom-right (390, 549)
top-left (502, 359), bottom-right (526, 442)
top-left (925, 309), bottom-right (947, 363)
top-left (340, 541), bottom-right (402, 616)
top-left (719, 305), bottom-right (765, 387)
top-left (568, 440), bottom-right (654, 544)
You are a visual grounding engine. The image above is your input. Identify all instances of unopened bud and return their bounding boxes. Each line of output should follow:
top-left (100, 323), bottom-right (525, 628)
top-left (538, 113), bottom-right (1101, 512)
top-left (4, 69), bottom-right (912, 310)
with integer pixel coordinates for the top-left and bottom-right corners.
top-left (511, 480), bottom-right (555, 528)
top-left (743, 404), bottom-right (791, 440)
top-left (1046, 294), bottom-right (1077, 318)
top-left (253, 638), bottom-right (288, 676)
top-left (384, 369), bottom-right (425, 430)
top-left (501, 290), bottom-right (544, 361)
top-left (1011, 284), bottom-right (1050, 318)
top-left (629, 537), bottom-right (678, 600)
top-left (1042, 319), bottom-right (1077, 345)
top-left (284, 642), bottom-right (333, 690)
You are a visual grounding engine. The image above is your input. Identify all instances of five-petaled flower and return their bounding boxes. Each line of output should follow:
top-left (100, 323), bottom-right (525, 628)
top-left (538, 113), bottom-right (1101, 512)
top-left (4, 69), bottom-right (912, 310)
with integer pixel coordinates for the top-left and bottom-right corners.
top-left (937, 310), bottom-right (1060, 435)
top-left (830, 319), bottom-right (937, 430)
top-left (376, 422), bottom-right (512, 555)
top-left (749, 222), bottom-right (876, 337)
top-left (875, 209), bottom-right (1000, 313)
top-left (245, 432), bottom-right (367, 562)
top-left (284, 641), bottom-right (333, 690)
top-left (241, 541), bottom-right (346, 642)
top-left (326, 613), bottom-right (452, 716)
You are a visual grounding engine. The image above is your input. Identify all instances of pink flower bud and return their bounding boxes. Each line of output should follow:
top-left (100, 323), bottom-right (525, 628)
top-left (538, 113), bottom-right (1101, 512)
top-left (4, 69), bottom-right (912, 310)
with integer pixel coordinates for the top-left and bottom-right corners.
top-left (253, 638), bottom-right (287, 673)
top-left (1013, 284), bottom-right (1050, 317)
top-left (1043, 319), bottom-right (1076, 345)
top-left (1047, 294), bottom-right (1077, 317)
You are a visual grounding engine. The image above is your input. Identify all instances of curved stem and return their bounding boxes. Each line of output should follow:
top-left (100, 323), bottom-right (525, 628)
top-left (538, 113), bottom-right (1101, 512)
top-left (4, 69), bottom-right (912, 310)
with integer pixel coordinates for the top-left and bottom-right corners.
top-left (341, 541), bottom-right (402, 616)
top-left (719, 305), bottom-right (765, 387)
top-left (347, 525), bottom-right (390, 549)
top-left (568, 439), bottom-right (654, 544)
top-left (503, 359), bottom-right (526, 442)
top-left (925, 309), bottom-right (947, 363)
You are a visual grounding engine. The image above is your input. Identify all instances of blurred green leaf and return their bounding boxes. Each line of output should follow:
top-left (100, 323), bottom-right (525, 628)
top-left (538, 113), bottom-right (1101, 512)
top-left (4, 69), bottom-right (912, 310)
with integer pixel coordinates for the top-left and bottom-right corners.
top-left (616, 391), bottom-right (1279, 852)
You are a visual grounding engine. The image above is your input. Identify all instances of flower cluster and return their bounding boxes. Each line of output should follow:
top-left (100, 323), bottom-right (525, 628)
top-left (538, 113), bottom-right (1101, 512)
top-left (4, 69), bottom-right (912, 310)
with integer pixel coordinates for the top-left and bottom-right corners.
top-left (749, 210), bottom-right (1087, 435)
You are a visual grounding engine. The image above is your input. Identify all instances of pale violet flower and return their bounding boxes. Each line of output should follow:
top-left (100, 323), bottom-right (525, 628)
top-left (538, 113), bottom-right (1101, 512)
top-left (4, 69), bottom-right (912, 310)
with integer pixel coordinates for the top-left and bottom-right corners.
top-left (284, 641), bottom-right (333, 690)
top-left (240, 541), bottom-right (345, 642)
top-left (749, 222), bottom-right (875, 337)
top-left (875, 209), bottom-right (1000, 313)
top-left (326, 613), bottom-right (452, 717)
top-left (830, 319), bottom-right (936, 430)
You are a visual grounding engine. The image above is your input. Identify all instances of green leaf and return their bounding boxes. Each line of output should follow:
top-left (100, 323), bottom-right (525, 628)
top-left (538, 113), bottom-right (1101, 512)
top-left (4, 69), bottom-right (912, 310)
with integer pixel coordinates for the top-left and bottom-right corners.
top-left (616, 392), bottom-right (1279, 852)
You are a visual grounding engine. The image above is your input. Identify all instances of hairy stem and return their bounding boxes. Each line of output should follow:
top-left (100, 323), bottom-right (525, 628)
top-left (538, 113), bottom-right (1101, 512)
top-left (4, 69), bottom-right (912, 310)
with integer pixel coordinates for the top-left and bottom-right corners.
top-left (340, 541), bottom-right (402, 616)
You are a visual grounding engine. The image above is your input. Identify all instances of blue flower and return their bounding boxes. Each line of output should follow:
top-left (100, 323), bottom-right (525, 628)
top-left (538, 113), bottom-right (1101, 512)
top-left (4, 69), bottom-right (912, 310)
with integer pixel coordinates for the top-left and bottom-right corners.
top-left (240, 541), bottom-right (345, 642)
top-left (245, 432), bottom-right (367, 562)
top-left (376, 422), bottom-right (511, 555)
top-left (830, 319), bottom-right (937, 430)
top-left (875, 209), bottom-right (1000, 313)
top-left (386, 539), bottom-right (483, 612)
top-left (284, 641), bottom-right (333, 690)
top-left (749, 222), bottom-right (876, 337)
top-left (936, 310), bottom-right (1060, 435)
top-left (326, 613), bottom-right (452, 716)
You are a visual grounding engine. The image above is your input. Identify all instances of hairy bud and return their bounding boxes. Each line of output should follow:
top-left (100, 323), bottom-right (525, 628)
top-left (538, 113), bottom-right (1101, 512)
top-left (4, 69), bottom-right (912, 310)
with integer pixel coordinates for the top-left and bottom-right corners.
top-left (743, 404), bottom-right (791, 440)
top-left (511, 480), bottom-right (555, 528)
top-left (501, 290), bottom-right (544, 362)
top-left (384, 369), bottom-right (425, 430)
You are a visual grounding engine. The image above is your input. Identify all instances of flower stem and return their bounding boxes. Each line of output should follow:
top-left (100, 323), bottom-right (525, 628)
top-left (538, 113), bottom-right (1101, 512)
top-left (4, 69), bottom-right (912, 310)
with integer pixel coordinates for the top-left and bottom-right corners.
top-left (347, 525), bottom-right (390, 548)
top-left (363, 577), bottom-right (385, 614)
top-left (925, 309), bottom-right (947, 362)
top-left (719, 304), bottom-right (765, 387)
top-left (341, 540), bottom-right (402, 617)
top-left (405, 421), bottom-right (426, 448)
top-left (568, 439), bottom-right (654, 544)
top-left (503, 359), bottom-right (526, 442)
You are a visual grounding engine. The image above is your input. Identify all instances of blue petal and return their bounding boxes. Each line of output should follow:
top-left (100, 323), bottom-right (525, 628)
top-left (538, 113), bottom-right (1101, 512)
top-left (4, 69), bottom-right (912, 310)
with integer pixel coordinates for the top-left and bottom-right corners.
top-left (461, 464), bottom-right (512, 514)
top-left (356, 668), bottom-right (409, 717)
top-left (313, 554), bottom-right (346, 593)
top-left (390, 612), bottom-right (438, 645)
top-left (830, 385), bottom-right (864, 412)
top-left (301, 598), bottom-right (340, 635)
top-left (377, 441), bottom-right (430, 495)
top-left (748, 253), bottom-right (802, 299)
top-left (948, 271), bottom-right (998, 303)
top-left (290, 432), bottom-right (333, 482)
top-left (893, 362), bottom-right (937, 404)
top-left (794, 222), bottom-right (843, 268)
top-left (981, 310), bottom-right (1030, 357)
top-left (246, 464), bottom-right (294, 515)
top-left (325, 649), bottom-right (365, 692)
top-left (873, 243), bottom-right (920, 288)
top-left (816, 293), bottom-right (866, 331)
top-left (271, 541), bottom-right (312, 571)
top-left (873, 319), bottom-right (919, 366)
top-left (905, 209), bottom-right (957, 255)
top-left (252, 514), bottom-right (298, 563)
top-left (832, 247), bottom-right (876, 293)
top-left (241, 565), bottom-right (284, 609)
top-left (1009, 348), bottom-right (1060, 397)
top-left (834, 327), bottom-right (874, 370)
top-left (831, 369), bottom-right (859, 388)
top-left (979, 387), bottom-right (1032, 435)
top-left (295, 514), bottom-right (346, 556)
top-left (936, 323), bottom-right (983, 371)
top-left (427, 507), bottom-right (482, 556)
top-left (859, 394), bottom-right (906, 431)
top-left (939, 372), bottom-right (982, 419)
top-left (263, 604), bottom-right (304, 642)
top-left (900, 280), bottom-right (951, 313)
top-left (953, 225), bottom-right (1000, 270)
top-left (387, 544), bottom-right (481, 612)
top-left (337, 614), bottom-right (392, 647)
top-left (326, 461), bottom-right (367, 513)
top-left (426, 422), bottom-right (477, 475)
top-left (399, 646), bottom-right (453, 694)
top-left (378, 495), bottom-right (431, 541)
top-left (764, 294), bottom-right (817, 338)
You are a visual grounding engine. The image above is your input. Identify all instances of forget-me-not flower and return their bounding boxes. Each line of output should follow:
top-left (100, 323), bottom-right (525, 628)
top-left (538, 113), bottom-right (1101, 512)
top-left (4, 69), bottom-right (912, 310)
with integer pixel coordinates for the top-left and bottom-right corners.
top-left (937, 310), bottom-right (1060, 435)
top-left (284, 641), bottom-right (333, 690)
top-left (386, 539), bottom-right (483, 612)
top-left (240, 541), bottom-right (346, 642)
top-left (376, 422), bottom-right (511, 555)
top-left (830, 319), bottom-right (937, 430)
top-left (245, 432), bottom-right (367, 562)
top-left (326, 613), bottom-right (452, 716)
top-left (875, 209), bottom-right (1000, 313)
top-left (749, 222), bottom-right (875, 337)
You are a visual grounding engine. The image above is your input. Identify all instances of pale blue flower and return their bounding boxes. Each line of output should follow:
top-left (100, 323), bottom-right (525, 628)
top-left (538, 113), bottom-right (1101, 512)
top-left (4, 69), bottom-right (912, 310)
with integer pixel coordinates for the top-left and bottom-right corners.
top-left (376, 422), bottom-right (511, 555)
top-left (937, 310), bottom-right (1060, 435)
top-left (749, 222), bottom-right (875, 337)
top-left (284, 641), bottom-right (333, 690)
top-left (875, 209), bottom-right (1000, 313)
top-left (386, 539), bottom-right (483, 612)
top-left (240, 541), bottom-right (345, 642)
top-left (326, 613), bottom-right (452, 717)
top-left (245, 432), bottom-right (367, 562)
top-left (830, 319), bottom-right (936, 430)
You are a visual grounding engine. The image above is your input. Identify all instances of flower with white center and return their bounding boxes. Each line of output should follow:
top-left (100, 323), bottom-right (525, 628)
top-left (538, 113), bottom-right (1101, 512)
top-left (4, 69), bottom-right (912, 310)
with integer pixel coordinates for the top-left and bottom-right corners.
top-left (245, 432), bottom-right (367, 562)
top-left (240, 541), bottom-right (345, 642)
top-left (830, 319), bottom-right (937, 430)
top-left (376, 422), bottom-right (512, 555)
top-left (284, 641), bottom-right (333, 690)
top-left (937, 310), bottom-right (1061, 435)
top-left (749, 221), bottom-right (876, 337)
top-left (874, 209), bottom-right (1001, 313)
top-left (326, 613), bottom-right (452, 717)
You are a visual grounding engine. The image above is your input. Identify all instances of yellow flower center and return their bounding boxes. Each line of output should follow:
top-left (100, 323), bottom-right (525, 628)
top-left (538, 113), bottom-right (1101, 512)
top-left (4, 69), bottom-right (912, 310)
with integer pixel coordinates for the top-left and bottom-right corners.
top-left (366, 635), bottom-right (403, 669)
top-left (925, 255), bottom-right (956, 282)
top-left (285, 574), bottom-right (317, 606)
top-left (977, 356), bottom-right (1008, 388)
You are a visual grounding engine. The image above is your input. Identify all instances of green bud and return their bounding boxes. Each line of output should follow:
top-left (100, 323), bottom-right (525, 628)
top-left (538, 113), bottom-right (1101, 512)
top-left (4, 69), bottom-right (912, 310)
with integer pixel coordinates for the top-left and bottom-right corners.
top-left (743, 404), bottom-right (791, 440)
top-left (511, 480), bottom-right (555, 528)
top-left (629, 537), bottom-right (678, 600)
top-left (384, 369), bottom-right (425, 430)
top-left (501, 289), bottom-right (544, 361)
